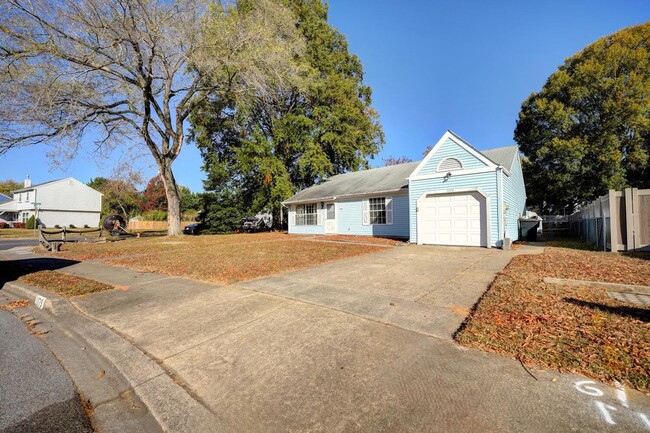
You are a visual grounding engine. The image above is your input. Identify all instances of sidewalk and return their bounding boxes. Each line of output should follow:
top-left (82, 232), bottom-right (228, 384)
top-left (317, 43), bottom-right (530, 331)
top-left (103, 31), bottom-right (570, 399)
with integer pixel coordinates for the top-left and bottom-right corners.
top-left (2, 246), bottom-right (649, 433)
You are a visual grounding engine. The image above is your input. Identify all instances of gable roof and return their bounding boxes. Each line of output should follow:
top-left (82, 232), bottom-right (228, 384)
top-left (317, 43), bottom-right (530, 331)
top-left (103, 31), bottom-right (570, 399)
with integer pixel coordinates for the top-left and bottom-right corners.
top-left (11, 178), bottom-right (66, 193)
top-left (409, 130), bottom-right (498, 180)
top-left (283, 161), bottom-right (419, 204)
top-left (481, 145), bottom-right (519, 172)
top-left (0, 193), bottom-right (11, 203)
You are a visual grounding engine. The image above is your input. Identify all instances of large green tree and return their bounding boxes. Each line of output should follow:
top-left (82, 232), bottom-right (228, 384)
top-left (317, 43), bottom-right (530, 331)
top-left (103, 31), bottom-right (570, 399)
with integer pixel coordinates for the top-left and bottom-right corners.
top-left (87, 177), bottom-right (143, 219)
top-left (515, 23), bottom-right (650, 214)
top-left (191, 0), bottom-right (384, 231)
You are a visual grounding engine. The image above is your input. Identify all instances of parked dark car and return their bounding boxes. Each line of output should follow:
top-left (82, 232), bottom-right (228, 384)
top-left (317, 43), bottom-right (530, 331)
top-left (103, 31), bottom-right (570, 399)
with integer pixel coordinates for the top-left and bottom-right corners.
top-left (183, 223), bottom-right (204, 235)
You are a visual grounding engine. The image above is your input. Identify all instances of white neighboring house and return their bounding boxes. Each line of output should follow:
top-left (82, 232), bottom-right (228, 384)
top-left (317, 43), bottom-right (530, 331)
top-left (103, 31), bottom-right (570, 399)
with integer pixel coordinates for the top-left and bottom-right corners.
top-left (0, 177), bottom-right (102, 228)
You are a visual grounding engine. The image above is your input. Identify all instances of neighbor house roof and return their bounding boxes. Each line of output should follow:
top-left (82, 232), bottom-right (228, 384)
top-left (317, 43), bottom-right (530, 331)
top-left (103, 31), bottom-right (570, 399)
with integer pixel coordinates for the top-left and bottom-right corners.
top-left (11, 178), bottom-right (65, 193)
top-left (481, 146), bottom-right (519, 172)
top-left (0, 193), bottom-right (11, 203)
top-left (283, 161), bottom-right (420, 204)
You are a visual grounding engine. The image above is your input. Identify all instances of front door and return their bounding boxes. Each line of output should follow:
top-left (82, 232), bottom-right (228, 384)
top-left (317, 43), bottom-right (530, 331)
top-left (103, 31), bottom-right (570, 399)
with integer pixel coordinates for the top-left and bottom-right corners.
top-left (325, 202), bottom-right (337, 234)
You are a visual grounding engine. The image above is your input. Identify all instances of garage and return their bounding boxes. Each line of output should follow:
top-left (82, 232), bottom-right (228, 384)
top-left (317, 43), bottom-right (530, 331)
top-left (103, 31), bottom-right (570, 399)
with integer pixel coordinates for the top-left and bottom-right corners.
top-left (419, 191), bottom-right (487, 247)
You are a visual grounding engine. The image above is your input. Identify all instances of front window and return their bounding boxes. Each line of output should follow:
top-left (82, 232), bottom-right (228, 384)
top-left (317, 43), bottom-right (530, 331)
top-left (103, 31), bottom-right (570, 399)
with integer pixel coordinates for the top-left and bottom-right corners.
top-left (22, 212), bottom-right (29, 223)
top-left (369, 197), bottom-right (386, 224)
top-left (26, 192), bottom-right (30, 202)
top-left (296, 204), bottom-right (318, 226)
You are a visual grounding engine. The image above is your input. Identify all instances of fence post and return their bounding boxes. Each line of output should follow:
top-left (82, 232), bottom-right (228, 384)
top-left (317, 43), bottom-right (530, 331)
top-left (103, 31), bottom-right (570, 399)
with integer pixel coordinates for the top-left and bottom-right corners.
top-left (632, 188), bottom-right (640, 252)
top-left (624, 188), bottom-right (635, 251)
top-left (599, 195), bottom-right (605, 251)
top-left (608, 190), bottom-right (618, 253)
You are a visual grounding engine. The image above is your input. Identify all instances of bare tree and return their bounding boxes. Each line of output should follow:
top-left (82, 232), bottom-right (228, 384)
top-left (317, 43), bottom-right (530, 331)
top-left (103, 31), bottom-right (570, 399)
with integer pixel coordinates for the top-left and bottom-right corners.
top-left (0, 0), bottom-right (306, 235)
top-left (383, 155), bottom-right (413, 166)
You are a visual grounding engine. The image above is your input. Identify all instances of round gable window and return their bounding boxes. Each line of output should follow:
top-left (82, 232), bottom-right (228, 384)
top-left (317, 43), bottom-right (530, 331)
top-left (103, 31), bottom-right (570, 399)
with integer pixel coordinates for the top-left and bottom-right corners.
top-left (437, 157), bottom-right (463, 172)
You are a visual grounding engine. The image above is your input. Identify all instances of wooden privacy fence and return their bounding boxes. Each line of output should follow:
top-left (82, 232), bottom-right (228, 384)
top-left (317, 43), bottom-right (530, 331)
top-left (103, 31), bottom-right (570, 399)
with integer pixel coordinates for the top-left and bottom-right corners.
top-left (568, 188), bottom-right (650, 252)
top-left (127, 220), bottom-right (194, 230)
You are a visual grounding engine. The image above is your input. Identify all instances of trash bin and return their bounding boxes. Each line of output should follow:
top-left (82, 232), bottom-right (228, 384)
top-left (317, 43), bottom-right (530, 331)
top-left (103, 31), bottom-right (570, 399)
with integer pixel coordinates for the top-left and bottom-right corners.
top-left (519, 218), bottom-right (540, 241)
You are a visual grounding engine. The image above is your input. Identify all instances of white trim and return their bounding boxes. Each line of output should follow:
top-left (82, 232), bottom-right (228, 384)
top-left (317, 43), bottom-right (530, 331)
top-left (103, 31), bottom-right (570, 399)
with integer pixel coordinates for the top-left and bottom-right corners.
top-left (498, 167), bottom-right (504, 244)
top-left (409, 131), bottom-right (497, 180)
top-left (409, 166), bottom-right (499, 182)
top-left (415, 188), bottom-right (491, 248)
top-left (362, 199), bottom-right (369, 225)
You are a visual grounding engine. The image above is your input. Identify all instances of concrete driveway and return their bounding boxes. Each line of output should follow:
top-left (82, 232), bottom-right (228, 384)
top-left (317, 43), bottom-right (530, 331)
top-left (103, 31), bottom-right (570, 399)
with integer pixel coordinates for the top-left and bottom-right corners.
top-left (239, 244), bottom-right (531, 339)
top-left (6, 243), bottom-right (649, 432)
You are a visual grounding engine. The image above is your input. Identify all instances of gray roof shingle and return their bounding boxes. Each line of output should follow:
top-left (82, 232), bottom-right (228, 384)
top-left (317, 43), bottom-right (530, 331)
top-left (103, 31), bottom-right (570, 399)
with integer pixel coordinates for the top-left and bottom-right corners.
top-left (283, 161), bottom-right (419, 204)
top-left (481, 146), bottom-right (519, 172)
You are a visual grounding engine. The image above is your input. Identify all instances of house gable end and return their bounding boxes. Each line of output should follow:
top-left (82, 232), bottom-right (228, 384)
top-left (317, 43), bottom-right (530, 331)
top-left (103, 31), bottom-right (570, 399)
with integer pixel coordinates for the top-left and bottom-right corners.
top-left (409, 131), bottom-right (496, 179)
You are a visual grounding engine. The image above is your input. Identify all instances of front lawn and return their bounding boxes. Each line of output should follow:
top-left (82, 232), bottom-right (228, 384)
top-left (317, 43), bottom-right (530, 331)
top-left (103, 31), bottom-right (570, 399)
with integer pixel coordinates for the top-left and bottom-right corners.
top-left (456, 243), bottom-right (650, 392)
top-left (50, 232), bottom-right (387, 284)
top-left (0, 228), bottom-right (37, 239)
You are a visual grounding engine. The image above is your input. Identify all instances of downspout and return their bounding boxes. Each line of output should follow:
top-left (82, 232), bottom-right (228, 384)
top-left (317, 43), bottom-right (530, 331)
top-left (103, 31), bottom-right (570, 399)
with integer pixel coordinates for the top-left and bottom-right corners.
top-left (497, 166), bottom-right (504, 248)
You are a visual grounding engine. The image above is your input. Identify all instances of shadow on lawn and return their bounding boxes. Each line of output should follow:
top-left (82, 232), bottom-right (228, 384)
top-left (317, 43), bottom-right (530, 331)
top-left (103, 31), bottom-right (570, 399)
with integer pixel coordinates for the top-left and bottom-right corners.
top-left (0, 258), bottom-right (80, 288)
top-left (622, 251), bottom-right (650, 261)
top-left (563, 297), bottom-right (650, 323)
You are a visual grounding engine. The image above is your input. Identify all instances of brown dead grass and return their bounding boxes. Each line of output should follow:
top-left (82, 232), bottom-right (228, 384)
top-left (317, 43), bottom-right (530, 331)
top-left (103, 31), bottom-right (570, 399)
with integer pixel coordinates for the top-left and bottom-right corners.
top-left (0, 299), bottom-right (30, 310)
top-left (0, 228), bottom-right (37, 239)
top-left (19, 270), bottom-right (114, 297)
top-left (456, 244), bottom-right (650, 393)
top-left (51, 232), bottom-right (387, 284)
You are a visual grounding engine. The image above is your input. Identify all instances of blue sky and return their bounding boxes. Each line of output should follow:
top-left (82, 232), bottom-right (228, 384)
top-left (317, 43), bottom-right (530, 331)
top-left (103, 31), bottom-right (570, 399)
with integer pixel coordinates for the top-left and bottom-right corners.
top-left (1, 0), bottom-right (648, 192)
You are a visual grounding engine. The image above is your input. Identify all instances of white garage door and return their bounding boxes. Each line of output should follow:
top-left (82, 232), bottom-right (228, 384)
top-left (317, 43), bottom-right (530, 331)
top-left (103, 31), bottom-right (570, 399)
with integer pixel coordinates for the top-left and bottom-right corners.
top-left (419, 192), bottom-right (486, 246)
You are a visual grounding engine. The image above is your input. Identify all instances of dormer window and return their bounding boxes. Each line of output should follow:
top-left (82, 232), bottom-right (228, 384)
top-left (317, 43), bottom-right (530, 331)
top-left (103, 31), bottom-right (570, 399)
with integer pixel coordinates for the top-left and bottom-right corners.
top-left (437, 157), bottom-right (463, 172)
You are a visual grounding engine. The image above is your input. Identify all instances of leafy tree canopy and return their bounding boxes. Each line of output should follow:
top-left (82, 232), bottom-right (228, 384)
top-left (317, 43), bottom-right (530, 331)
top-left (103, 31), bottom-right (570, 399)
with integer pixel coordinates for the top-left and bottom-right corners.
top-left (0, 180), bottom-right (22, 197)
top-left (191, 0), bottom-right (384, 231)
top-left (515, 23), bottom-right (650, 213)
top-left (88, 176), bottom-right (143, 219)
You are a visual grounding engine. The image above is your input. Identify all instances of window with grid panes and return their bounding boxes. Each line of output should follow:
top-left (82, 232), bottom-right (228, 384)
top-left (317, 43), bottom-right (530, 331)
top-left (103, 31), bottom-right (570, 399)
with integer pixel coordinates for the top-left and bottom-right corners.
top-left (369, 197), bottom-right (386, 224)
top-left (296, 204), bottom-right (318, 225)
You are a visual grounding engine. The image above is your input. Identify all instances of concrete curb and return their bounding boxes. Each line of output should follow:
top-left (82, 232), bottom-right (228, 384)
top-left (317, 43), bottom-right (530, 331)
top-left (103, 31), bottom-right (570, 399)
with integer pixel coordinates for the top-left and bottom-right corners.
top-left (3, 281), bottom-right (224, 433)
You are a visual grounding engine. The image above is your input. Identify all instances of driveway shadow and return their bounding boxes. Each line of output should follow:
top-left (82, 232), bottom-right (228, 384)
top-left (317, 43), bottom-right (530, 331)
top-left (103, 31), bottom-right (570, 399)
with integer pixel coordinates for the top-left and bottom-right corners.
top-left (0, 257), bottom-right (80, 287)
top-left (563, 297), bottom-right (649, 323)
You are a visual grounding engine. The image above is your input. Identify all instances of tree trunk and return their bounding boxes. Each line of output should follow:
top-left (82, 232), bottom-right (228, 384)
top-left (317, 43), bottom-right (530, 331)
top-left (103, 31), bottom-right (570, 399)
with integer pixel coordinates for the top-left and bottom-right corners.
top-left (159, 160), bottom-right (182, 236)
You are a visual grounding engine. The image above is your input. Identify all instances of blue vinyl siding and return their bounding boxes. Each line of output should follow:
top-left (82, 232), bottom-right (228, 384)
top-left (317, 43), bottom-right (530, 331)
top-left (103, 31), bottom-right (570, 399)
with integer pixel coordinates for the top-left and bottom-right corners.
top-left (416, 138), bottom-right (488, 177)
top-left (287, 205), bottom-right (324, 235)
top-left (336, 194), bottom-right (409, 237)
top-left (409, 170), bottom-right (499, 246)
top-left (502, 153), bottom-right (527, 241)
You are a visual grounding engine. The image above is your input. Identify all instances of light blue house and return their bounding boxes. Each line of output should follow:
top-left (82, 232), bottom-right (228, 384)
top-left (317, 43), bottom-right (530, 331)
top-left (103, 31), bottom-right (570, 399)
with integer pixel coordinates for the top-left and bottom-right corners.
top-left (284, 131), bottom-right (526, 248)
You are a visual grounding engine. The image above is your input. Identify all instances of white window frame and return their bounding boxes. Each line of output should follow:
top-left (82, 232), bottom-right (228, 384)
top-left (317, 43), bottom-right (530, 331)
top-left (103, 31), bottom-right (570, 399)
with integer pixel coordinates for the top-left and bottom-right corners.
top-left (362, 197), bottom-right (393, 226)
top-left (295, 203), bottom-right (319, 226)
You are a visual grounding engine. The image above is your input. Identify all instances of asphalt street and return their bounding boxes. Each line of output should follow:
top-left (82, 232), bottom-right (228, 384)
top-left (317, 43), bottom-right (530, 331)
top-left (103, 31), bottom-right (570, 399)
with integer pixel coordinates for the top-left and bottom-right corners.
top-left (0, 239), bottom-right (39, 251)
top-left (0, 308), bottom-right (93, 433)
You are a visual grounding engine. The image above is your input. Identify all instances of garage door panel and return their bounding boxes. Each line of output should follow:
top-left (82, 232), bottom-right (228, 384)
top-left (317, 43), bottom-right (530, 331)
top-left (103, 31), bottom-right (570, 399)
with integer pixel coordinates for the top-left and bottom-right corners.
top-left (419, 192), bottom-right (486, 247)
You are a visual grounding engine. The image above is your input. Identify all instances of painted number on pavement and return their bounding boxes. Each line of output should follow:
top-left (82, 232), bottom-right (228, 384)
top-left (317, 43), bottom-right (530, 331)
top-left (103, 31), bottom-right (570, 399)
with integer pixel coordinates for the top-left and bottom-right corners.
top-left (574, 380), bottom-right (649, 429)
